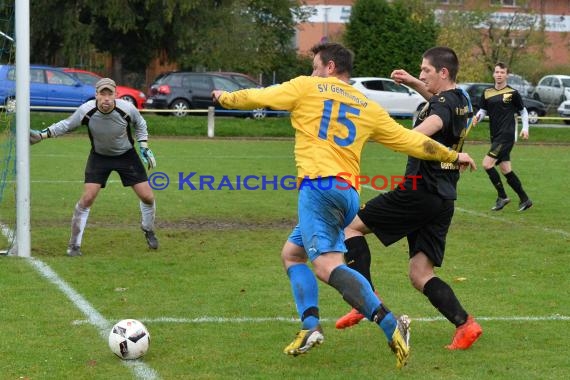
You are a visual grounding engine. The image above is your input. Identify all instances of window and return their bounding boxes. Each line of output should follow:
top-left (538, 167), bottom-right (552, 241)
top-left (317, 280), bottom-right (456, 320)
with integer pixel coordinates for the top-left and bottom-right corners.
top-left (361, 80), bottom-right (383, 91)
top-left (45, 70), bottom-right (76, 85)
top-left (383, 80), bottom-right (410, 94)
top-left (498, 36), bottom-right (526, 48)
top-left (490, 0), bottom-right (518, 7)
top-left (427, 0), bottom-right (464, 4)
top-left (188, 75), bottom-right (212, 92)
top-left (228, 75), bottom-right (259, 88)
top-left (8, 68), bottom-right (48, 83)
top-left (539, 77), bottom-right (552, 87)
top-left (212, 76), bottom-right (241, 92)
top-left (510, 37), bottom-right (526, 48)
top-left (30, 69), bottom-right (44, 83)
top-left (164, 73), bottom-right (184, 87)
top-left (73, 72), bottom-right (99, 86)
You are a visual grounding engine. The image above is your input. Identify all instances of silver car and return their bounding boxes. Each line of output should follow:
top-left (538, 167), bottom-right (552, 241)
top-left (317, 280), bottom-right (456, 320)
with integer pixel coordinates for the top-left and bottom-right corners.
top-left (532, 75), bottom-right (570, 105)
top-left (349, 77), bottom-right (426, 118)
top-left (508, 73), bottom-right (534, 97)
top-left (557, 100), bottom-right (570, 124)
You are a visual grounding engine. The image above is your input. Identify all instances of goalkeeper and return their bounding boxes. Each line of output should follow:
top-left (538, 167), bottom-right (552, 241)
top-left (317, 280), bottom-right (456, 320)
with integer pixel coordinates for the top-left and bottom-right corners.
top-left (30, 78), bottom-right (158, 256)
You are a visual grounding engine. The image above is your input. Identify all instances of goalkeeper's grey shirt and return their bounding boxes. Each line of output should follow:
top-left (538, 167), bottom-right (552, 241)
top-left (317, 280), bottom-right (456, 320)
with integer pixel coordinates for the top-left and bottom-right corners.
top-left (46, 99), bottom-right (148, 156)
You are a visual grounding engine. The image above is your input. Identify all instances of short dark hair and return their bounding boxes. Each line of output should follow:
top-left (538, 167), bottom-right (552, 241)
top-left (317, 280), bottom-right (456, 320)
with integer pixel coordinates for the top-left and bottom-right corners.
top-left (311, 42), bottom-right (354, 75)
top-left (495, 61), bottom-right (509, 73)
top-left (423, 46), bottom-right (459, 81)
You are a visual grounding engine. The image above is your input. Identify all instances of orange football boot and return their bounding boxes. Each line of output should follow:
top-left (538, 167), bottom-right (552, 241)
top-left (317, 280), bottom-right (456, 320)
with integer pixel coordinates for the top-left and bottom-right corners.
top-left (446, 315), bottom-right (483, 350)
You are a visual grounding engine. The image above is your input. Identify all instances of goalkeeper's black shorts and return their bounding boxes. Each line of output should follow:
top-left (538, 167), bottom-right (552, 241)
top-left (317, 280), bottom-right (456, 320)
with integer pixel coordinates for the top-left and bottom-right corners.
top-left (84, 148), bottom-right (148, 188)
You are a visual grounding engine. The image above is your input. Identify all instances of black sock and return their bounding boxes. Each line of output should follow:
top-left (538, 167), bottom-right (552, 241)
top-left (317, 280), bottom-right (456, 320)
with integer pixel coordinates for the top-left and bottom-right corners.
top-left (423, 277), bottom-right (468, 327)
top-left (485, 167), bottom-right (507, 199)
top-left (505, 171), bottom-right (528, 202)
top-left (345, 236), bottom-right (374, 290)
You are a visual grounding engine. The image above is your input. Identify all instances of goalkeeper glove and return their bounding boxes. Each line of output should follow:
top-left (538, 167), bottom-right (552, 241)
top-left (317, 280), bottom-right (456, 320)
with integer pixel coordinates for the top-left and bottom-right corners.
top-left (138, 141), bottom-right (156, 170)
top-left (30, 128), bottom-right (51, 145)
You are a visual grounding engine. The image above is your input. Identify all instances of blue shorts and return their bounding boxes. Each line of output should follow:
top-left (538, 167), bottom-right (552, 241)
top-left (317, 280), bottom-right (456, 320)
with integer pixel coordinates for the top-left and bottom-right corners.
top-left (287, 177), bottom-right (360, 262)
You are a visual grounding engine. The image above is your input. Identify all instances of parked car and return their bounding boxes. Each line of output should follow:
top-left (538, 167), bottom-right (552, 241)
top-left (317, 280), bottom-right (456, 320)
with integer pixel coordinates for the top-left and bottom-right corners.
top-left (0, 64), bottom-right (95, 111)
top-left (61, 68), bottom-right (147, 109)
top-left (144, 71), bottom-right (267, 118)
top-left (556, 100), bottom-right (570, 124)
top-left (458, 83), bottom-right (547, 124)
top-left (508, 73), bottom-right (534, 97)
top-left (349, 77), bottom-right (426, 118)
top-left (532, 74), bottom-right (570, 105)
top-left (208, 71), bottom-right (261, 89)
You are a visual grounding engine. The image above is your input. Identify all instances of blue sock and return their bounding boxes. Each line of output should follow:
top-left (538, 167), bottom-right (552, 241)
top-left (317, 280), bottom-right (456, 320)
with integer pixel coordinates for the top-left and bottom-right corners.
top-left (378, 312), bottom-right (397, 341)
top-left (287, 263), bottom-right (319, 329)
top-left (328, 264), bottom-right (397, 340)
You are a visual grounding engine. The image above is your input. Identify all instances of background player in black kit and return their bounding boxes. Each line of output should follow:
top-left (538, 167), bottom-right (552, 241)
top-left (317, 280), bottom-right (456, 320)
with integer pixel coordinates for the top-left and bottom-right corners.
top-left (335, 47), bottom-right (483, 351)
top-left (475, 62), bottom-right (533, 212)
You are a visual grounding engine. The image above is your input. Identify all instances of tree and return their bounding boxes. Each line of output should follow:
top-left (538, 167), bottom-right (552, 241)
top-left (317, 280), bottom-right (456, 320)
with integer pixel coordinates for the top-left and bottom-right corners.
top-left (436, 1), bottom-right (550, 83)
top-left (173, 0), bottom-right (311, 83)
top-left (0, 0), bottom-right (15, 63)
top-left (30, 0), bottom-right (94, 67)
top-left (82, 0), bottom-right (202, 82)
top-left (30, 0), bottom-right (185, 78)
top-left (29, 0), bottom-right (310, 85)
top-left (343, 0), bottom-right (438, 78)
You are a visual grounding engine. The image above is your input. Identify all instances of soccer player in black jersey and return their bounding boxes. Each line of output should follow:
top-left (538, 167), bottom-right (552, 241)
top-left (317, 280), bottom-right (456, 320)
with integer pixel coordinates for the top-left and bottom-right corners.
top-left (335, 47), bottom-right (483, 350)
top-left (475, 62), bottom-right (533, 212)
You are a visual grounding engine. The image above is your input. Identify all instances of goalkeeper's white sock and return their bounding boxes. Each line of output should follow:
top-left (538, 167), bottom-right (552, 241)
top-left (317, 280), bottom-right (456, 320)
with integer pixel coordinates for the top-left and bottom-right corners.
top-left (140, 200), bottom-right (156, 231)
top-left (69, 202), bottom-right (90, 247)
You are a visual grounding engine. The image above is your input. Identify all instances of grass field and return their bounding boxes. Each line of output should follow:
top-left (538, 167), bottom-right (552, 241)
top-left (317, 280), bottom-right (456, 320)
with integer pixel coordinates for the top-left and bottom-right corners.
top-left (1, 116), bottom-right (569, 379)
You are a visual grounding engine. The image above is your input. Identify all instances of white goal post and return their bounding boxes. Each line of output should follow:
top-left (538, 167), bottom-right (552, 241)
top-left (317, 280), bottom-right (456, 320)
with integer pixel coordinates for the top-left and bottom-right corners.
top-left (15, 0), bottom-right (30, 257)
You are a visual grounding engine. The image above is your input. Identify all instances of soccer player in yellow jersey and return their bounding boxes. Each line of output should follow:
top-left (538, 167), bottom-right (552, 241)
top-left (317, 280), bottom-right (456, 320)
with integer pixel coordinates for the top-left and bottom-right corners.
top-left (212, 42), bottom-right (476, 369)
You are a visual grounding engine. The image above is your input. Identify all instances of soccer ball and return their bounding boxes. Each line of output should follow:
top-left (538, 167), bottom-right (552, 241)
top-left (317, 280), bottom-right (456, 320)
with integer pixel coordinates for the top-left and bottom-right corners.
top-left (108, 319), bottom-right (150, 360)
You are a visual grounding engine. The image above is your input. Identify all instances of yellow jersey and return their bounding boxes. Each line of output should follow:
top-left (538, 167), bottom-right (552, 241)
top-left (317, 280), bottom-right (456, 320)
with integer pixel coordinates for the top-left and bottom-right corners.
top-left (218, 76), bottom-right (458, 180)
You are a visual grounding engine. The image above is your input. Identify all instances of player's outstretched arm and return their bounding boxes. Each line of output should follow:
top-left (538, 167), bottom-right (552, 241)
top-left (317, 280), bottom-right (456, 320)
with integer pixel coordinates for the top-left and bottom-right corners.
top-left (391, 69), bottom-right (433, 100)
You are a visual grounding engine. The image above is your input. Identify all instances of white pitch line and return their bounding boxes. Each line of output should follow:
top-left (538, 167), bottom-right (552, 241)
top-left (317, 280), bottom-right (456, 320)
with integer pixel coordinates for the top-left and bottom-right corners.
top-left (71, 314), bottom-right (570, 325)
top-left (455, 206), bottom-right (570, 238)
top-left (0, 222), bottom-right (15, 241)
top-left (26, 257), bottom-right (160, 380)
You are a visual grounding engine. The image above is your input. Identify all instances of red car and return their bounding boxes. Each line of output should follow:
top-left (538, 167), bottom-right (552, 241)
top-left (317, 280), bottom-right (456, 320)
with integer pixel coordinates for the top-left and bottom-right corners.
top-left (61, 68), bottom-right (146, 109)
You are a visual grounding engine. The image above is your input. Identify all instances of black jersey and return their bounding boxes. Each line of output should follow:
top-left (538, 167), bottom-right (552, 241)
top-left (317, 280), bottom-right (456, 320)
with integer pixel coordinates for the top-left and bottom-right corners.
top-left (404, 89), bottom-right (471, 200)
top-left (479, 86), bottom-right (524, 143)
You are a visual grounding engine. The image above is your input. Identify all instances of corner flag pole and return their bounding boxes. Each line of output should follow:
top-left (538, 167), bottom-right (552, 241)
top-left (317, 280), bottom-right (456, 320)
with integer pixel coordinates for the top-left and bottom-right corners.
top-left (15, 0), bottom-right (31, 257)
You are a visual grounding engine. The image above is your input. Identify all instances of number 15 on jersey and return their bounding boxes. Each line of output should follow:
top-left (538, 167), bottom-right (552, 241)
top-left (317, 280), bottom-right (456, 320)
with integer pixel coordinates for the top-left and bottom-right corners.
top-left (318, 99), bottom-right (360, 147)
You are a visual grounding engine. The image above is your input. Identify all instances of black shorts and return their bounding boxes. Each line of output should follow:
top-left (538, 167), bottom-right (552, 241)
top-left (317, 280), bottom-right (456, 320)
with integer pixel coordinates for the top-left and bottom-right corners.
top-left (358, 187), bottom-right (454, 267)
top-left (84, 148), bottom-right (148, 188)
top-left (487, 140), bottom-right (514, 164)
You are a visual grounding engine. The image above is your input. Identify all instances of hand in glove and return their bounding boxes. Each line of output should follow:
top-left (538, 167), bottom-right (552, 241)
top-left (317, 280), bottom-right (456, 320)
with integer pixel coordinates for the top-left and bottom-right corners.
top-left (138, 141), bottom-right (156, 169)
top-left (30, 128), bottom-right (51, 145)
